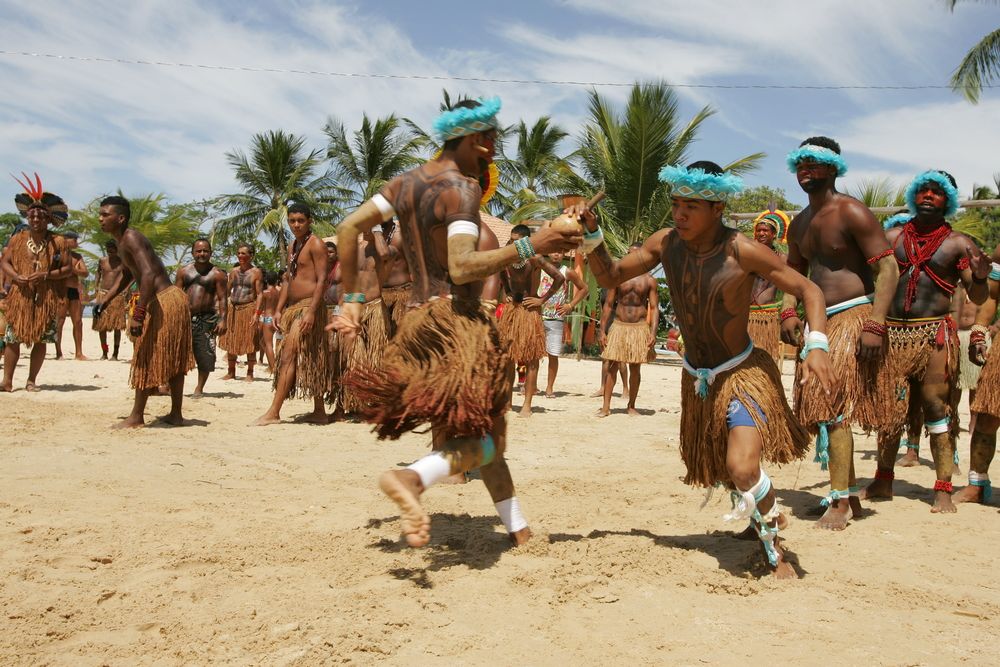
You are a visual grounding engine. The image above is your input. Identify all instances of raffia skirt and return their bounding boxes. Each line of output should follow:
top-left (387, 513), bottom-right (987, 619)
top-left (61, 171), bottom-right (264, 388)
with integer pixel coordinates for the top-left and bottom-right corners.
top-left (748, 302), bottom-right (782, 367)
top-left (601, 320), bottom-right (653, 364)
top-left (129, 286), bottom-right (194, 390)
top-left (218, 301), bottom-right (259, 355)
top-left (498, 302), bottom-right (546, 364)
top-left (92, 290), bottom-right (128, 332)
top-left (342, 297), bottom-right (512, 440)
top-left (324, 306), bottom-right (344, 407)
top-left (958, 328), bottom-right (984, 390)
top-left (971, 336), bottom-right (1000, 418)
top-left (273, 299), bottom-right (329, 400)
top-left (681, 348), bottom-right (809, 487)
top-left (340, 298), bottom-right (390, 413)
top-left (382, 283), bottom-right (413, 334)
top-left (794, 303), bottom-right (880, 432)
top-left (875, 317), bottom-right (960, 436)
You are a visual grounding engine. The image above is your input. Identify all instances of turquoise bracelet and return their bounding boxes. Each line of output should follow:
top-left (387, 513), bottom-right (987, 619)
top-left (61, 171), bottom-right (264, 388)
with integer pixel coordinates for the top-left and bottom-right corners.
top-left (343, 292), bottom-right (366, 304)
top-left (799, 340), bottom-right (830, 360)
top-left (514, 236), bottom-right (535, 261)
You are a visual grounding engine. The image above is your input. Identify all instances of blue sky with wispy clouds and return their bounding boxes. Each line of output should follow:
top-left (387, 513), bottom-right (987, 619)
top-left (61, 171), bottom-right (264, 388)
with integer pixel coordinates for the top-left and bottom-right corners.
top-left (1, 0), bottom-right (998, 215)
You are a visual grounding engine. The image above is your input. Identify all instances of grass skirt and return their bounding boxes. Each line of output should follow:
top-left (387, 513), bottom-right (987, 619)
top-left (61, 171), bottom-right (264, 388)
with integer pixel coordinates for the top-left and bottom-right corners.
top-left (273, 299), bottom-right (329, 400)
top-left (341, 299), bottom-right (390, 413)
top-left (382, 283), bottom-right (413, 334)
top-left (218, 301), bottom-right (259, 355)
top-left (601, 320), bottom-right (651, 364)
top-left (342, 298), bottom-right (512, 440)
top-left (794, 303), bottom-right (879, 432)
top-left (971, 338), bottom-right (1000, 418)
top-left (129, 286), bottom-right (194, 390)
top-left (958, 328), bottom-right (984, 390)
top-left (748, 303), bottom-right (782, 366)
top-left (92, 290), bottom-right (128, 332)
top-left (875, 317), bottom-right (959, 435)
top-left (324, 307), bottom-right (344, 407)
top-left (680, 348), bottom-right (809, 487)
top-left (498, 302), bottom-right (545, 364)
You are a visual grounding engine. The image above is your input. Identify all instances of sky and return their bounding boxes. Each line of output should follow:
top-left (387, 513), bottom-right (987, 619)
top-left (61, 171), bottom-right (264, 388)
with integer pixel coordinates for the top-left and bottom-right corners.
top-left (1, 0), bottom-right (999, 218)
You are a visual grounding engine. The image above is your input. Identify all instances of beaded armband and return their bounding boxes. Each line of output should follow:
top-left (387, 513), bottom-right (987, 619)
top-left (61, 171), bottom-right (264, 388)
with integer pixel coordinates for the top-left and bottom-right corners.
top-left (861, 319), bottom-right (887, 337)
top-left (866, 248), bottom-right (893, 265)
top-left (779, 308), bottom-right (797, 322)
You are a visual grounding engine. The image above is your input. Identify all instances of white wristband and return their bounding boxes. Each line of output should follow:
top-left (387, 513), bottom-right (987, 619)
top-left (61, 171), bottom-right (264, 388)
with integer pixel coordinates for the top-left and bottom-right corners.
top-left (371, 194), bottom-right (395, 222)
top-left (805, 331), bottom-right (828, 345)
top-left (447, 220), bottom-right (480, 239)
top-left (495, 497), bottom-right (528, 533)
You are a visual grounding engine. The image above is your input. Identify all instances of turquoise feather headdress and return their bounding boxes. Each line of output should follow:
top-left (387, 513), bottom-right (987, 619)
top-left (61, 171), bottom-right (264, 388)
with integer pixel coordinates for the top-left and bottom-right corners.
top-left (882, 212), bottom-right (911, 230)
top-left (904, 170), bottom-right (960, 218)
top-left (786, 144), bottom-right (848, 176)
top-left (658, 165), bottom-right (744, 201)
top-left (432, 97), bottom-right (502, 143)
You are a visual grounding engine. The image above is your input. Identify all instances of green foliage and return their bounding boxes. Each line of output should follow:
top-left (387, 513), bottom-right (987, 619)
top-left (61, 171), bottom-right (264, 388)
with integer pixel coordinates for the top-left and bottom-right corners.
top-left (847, 178), bottom-right (906, 221)
top-left (726, 186), bottom-right (800, 233)
top-left (957, 177), bottom-right (1000, 249)
top-left (0, 212), bottom-right (21, 245)
top-left (324, 113), bottom-right (425, 208)
top-left (950, 27), bottom-right (1000, 103)
top-left (213, 130), bottom-right (343, 266)
top-left (492, 117), bottom-right (571, 221)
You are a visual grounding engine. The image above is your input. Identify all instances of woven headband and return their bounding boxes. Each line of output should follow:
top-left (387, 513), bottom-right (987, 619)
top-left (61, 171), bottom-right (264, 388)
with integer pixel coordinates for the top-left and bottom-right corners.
top-left (658, 165), bottom-right (744, 202)
top-left (786, 145), bottom-right (848, 177)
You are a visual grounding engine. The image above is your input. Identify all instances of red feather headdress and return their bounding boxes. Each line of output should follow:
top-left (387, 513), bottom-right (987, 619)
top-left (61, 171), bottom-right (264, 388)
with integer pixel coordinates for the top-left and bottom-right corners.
top-left (12, 171), bottom-right (68, 222)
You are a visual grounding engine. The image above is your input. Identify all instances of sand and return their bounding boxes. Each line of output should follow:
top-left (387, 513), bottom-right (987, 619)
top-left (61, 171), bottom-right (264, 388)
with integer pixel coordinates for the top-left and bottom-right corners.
top-left (2, 327), bottom-right (999, 666)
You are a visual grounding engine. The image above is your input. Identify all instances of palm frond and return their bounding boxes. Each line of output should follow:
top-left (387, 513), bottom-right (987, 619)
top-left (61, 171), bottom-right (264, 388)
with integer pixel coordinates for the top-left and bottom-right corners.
top-left (723, 153), bottom-right (767, 177)
top-left (950, 28), bottom-right (1000, 103)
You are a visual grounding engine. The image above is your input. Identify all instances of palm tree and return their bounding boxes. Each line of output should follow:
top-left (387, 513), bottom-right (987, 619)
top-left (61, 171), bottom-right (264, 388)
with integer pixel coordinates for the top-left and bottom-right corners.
top-left (947, 1), bottom-right (1000, 102)
top-left (213, 131), bottom-right (341, 266)
top-left (492, 117), bottom-right (572, 222)
top-left (556, 81), bottom-right (764, 254)
top-left (69, 192), bottom-right (202, 272)
top-left (324, 113), bottom-right (424, 208)
top-left (848, 177), bottom-right (906, 222)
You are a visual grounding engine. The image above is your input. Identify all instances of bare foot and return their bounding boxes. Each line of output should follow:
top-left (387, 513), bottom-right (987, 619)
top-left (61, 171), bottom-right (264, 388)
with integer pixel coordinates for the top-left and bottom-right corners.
top-left (74, 354), bottom-right (88, 361)
top-left (931, 491), bottom-right (957, 514)
top-left (860, 479), bottom-right (893, 501)
top-left (770, 540), bottom-right (798, 580)
top-left (191, 391), bottom-right (204, 399)
top-left (517, 406), bottom-right (532, 418)
top-left (589, 389), bottom-right (603, 398)
top-left (100, 354), bottom-right (108, 360)
top-left (509, 526), bottom-right (532, 546)
top-left (328, 408), bottom-right (345, 423)
top-left (221, 374), bottom-right (236, 381)
top-left (112, 415), bottom-right (145, 429)
top-left (898, 448), bottom-right (920, 467)
top-left (627, 407), bottom-right (640, 416)
top-left (243, 375), bottom-right (254, 383)
top-left (379, 470), bottom-right (430, 547)
top-left (156, 413), bottom-right (185, 426)
top-left (295, 411), bottom-right (328, 424)
top-left (849, 496), bottom-right (864, 519)
top-left (595, 408), bottom-right (610, 418)
top-left (544, 391), bottom-right (555, 398)
top-left (25, 382), bottom-right (41, 392)
top-left (815, 500), bottom-right (852, 530)
top-left (111, 355), bottom-right (119, 361)
top-left (0, 383), bottom-right (12, 393)
top-left (952, 485), bottom-right (985, 504)
top-left (255, 412), bottom-right (281, 426)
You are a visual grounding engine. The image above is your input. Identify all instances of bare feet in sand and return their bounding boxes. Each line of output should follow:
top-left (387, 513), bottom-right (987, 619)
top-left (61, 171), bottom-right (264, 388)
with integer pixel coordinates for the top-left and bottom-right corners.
top-left (815, 499), bottom-right (852, 530)
top-left (509, 527), bottom-right (532, 546)
top-left (517, 406), bottom-right (532, 418)
top-left (770, 539), bottom-right (798, 580)
top-left (379, 470), bottom-right (431, 547)
top-left (589, 389), bottom-right (603, 398)
top-left (861, 478), bottom-right (893, 501)
top-left (294, 410), bottom-right (329, 425)
top-left (243, 375), bottom-right (254, 383)
top-left (221, 373), bottom-right (236, 381)
top-left (74, 354), bottom-right (88, 361)
top-left (25, 382), bottom-right (41, 392)
top-left (0, 383), bottom-right (12, 393)
top-left (112, 415), bottom-right (145, 429)
top-left (255, 412), bottom-right (281, 426)
top-left (595, 408), bottom-right (610, 418)
top-left (849, 496), bottom-right (864, 519)
top-left (931, 490), bottom-right (957, 514)
top-left (952, 484), bottom-right (986, 504)
top-left (627, 407), bottom-right (640, 416)
top-left (156, 413), bottom-right (185, 427)
top-left (898, 448), bottom-right (920, 467)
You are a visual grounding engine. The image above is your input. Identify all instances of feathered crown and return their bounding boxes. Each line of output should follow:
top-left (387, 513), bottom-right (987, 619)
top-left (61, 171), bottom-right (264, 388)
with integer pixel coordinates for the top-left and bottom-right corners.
top-left (12, 172), bottom-right (68, 222)
top-left (658, 164), bottom-right (744, 202)
top-left (753, 208), bottom-right (791, 243)
top-left (904, 170), bottom-right (960, 218)
top-left (786, 144), bottom-right (848, 177)
top-left (432, 97), bottom-right (502, 143)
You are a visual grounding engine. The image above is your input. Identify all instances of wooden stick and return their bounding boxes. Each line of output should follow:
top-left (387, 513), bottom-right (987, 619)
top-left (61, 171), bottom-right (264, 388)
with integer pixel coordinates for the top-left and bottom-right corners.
top-left (586, 191), bottom-right (606, 210)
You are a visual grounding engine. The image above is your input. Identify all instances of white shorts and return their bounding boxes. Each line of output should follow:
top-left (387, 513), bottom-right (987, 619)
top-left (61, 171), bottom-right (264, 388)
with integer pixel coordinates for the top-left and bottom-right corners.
top-left (543, 319), bottom-right (564, 356)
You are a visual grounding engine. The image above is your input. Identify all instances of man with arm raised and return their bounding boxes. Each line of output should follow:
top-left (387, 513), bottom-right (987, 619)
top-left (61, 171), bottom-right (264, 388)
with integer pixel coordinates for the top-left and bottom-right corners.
top-left (576, 160), bottom-right (831, 578)
top-left (332, 97), bottom-right (580, 548)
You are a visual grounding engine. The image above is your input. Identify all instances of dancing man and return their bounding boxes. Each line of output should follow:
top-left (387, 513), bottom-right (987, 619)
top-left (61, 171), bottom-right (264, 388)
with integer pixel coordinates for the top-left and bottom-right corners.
top-left (219, 243), bottom-right (262, 382)
top-left (747, 210), bottom-right (790, 368)
top-left (500, 224), bottom-right (564, 417)
top-left (255, 203), bottom-right (330, 426)
top-left (782, 137), bottom-right (899, 530)
top-left (93, 240), bottom-right (127, 360)
top-left (957, 243), bottom-right (1000, 505)
top-left (176, 239), bottom-right (228, 397)
top-left (95, 196), bottom-right (194, 428)
top-left (334, 97), bottom-right (580, 547)
top-left (862, 171), bottom-right (988, 511)
top-left (580, 160), bottom-right (831, 578)
top-left (1, 175), bottom-right (71, 391)
top-left (597, 243), bottom-right (658, 417)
